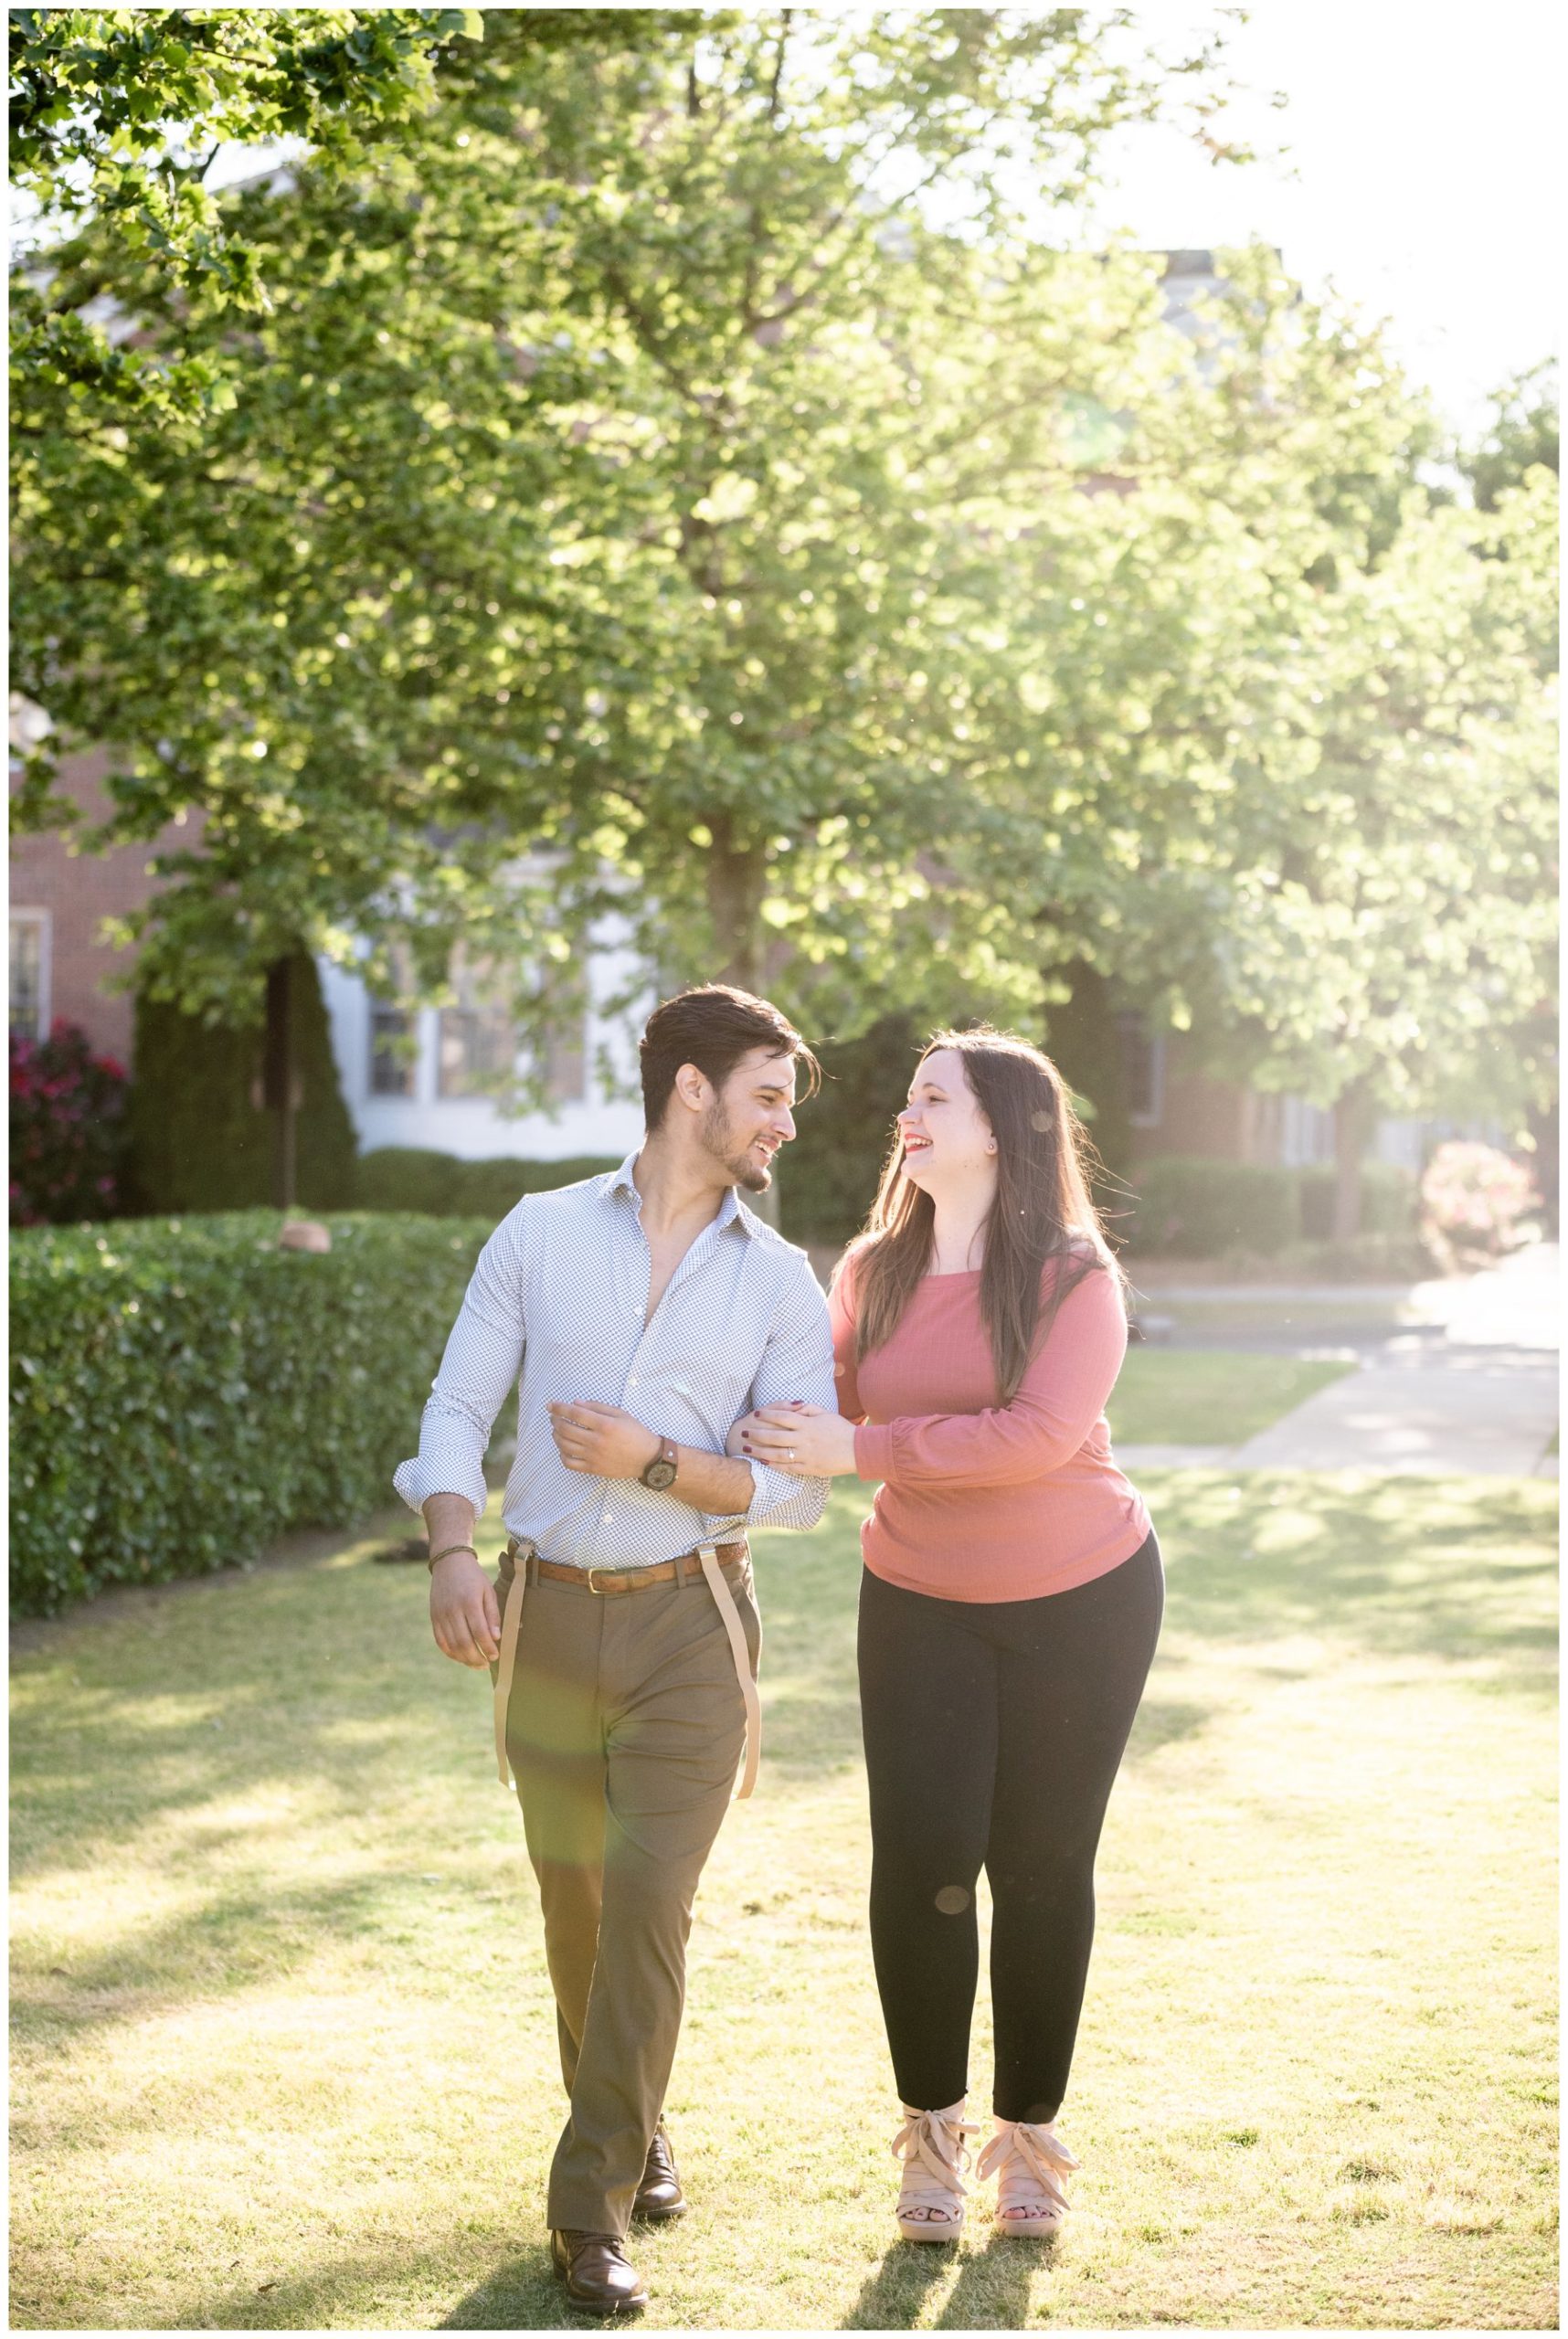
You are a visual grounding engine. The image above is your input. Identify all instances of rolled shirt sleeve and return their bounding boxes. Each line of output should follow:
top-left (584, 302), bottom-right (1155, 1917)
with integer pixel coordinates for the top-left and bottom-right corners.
top-left (393, 1216), bottom-right (527, 1523)
top-left (732, 1255), bottom-right (840, 1533)
top-left (852, 1264), bottom-right (1128, 1489)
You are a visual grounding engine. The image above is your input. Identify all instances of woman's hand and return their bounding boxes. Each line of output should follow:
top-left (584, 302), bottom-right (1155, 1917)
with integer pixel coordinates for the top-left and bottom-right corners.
top-left (735, 1401), bottom-right (860, 1477)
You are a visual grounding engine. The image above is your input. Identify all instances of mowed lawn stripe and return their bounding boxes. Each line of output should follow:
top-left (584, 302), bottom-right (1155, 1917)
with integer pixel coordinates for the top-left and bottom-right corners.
top-left (9, 1472), bottom-right (1557, 2330)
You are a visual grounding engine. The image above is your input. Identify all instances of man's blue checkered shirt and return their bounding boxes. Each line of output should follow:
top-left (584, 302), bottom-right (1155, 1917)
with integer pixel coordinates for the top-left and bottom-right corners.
top-left (395, 1152), bottom-right (836, 1568)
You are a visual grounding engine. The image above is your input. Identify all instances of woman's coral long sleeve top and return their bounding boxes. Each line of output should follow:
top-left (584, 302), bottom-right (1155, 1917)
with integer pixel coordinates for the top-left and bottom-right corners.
top-left (831, 1257), bottom-right (1152, 1603)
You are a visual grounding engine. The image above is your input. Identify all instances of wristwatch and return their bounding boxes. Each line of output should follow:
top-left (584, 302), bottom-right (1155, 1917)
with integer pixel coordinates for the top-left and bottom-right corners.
top-left (640, 1435), bottom-right (679, 1493)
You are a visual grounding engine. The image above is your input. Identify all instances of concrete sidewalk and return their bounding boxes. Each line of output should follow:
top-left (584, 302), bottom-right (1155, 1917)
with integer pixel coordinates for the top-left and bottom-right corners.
top-left (1118, 1244), bottom-right (1559, 1480)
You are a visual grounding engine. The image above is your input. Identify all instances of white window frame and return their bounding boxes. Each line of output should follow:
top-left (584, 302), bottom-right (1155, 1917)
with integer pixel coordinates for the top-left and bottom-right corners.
top-left (9, 907), bottom-right (51, 1042)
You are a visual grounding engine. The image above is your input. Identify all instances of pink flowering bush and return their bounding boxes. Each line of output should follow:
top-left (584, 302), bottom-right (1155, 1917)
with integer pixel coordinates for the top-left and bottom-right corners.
top-left (9, 1021), bottom-right (129, 1226)
top-left (1419, 1140), bottom-right (1540, 1262)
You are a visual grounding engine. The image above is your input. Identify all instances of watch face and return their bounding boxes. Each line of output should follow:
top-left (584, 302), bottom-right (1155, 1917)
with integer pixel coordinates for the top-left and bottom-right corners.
top-left (643, 1457), bottom-right (678, 1491)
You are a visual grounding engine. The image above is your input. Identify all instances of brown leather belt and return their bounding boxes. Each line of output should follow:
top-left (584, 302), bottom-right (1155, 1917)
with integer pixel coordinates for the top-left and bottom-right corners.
top-left (493, 1536), bottom-right (760, 1802)
top-left (530, 1541), bottom-right (747, 1594)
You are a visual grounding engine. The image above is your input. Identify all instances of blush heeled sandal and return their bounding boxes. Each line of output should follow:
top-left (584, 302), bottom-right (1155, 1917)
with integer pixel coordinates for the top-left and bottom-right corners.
top-left (890, 2099), bottom-right (981, 2243)
top-left (976, 2116), bottom-right (1078, 2236)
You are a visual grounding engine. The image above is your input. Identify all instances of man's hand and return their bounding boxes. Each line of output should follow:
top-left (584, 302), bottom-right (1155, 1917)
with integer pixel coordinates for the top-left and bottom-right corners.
top-left (547, 1401), bottom-right (661, 1480)
top-left (429, 1550), bottom-right (502, 1668)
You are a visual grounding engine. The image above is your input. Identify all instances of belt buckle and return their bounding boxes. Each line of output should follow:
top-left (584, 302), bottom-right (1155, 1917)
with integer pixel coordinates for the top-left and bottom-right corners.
top-left (584, 1565), bottom-right (610, 1595)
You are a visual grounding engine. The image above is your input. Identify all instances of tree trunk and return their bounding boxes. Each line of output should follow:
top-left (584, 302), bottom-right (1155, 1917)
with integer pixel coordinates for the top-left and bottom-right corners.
top-left (263, 957), bottom-right (298, 1212)
top-left (704, 813), bottom-right (768, 995)
top-left (1332, 1076), bottom-right (1376, 1242)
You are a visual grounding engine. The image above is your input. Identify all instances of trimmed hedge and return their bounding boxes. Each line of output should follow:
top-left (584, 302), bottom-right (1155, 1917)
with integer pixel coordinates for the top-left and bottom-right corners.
top-left (1298, 1162), bottom-right (1416, 1241)
top-left (9, 1212), bottom-right (490, 1616)
top-left (1129, 1156), bottom-right (1416, 1256)
top-left (355, 1148), bottom-right (620, 1219)
top-left (1128, 1158), bottom-right (1299, 1257)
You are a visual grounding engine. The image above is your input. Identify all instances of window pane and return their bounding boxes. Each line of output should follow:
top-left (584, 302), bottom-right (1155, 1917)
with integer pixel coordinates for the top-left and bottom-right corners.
top-left (440, 991), bottom-right (519, 1089)
top-left (369, 1003), bottom-right (416, 1096)
top-left (437, 945), bottom-right (517, 1099)
top-left (9, 917), bottom-right (44, 1041)
top-left (438, 1005), bottom-right (517, 1097)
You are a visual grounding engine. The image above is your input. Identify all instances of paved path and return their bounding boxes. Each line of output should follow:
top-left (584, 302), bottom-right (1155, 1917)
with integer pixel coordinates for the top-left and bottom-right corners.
top-left (1119, 1245), bottom-right (1559, 1480)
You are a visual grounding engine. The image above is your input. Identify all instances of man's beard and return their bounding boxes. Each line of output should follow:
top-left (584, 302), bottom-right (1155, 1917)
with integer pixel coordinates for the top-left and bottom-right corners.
top-left (700, 1098), bottom-right (771, 1192)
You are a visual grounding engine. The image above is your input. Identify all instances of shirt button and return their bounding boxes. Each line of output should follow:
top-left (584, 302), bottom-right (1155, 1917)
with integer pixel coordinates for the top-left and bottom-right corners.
top-left (603, 1513), bottom-right (613, 1524)
top-left (628, 1376), bottom-right (638, 1387)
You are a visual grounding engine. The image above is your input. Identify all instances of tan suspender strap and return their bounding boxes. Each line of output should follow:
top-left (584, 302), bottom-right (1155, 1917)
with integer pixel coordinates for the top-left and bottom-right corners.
top-left (493, 1542), bottom-right (531, 1788)
top-left (697, 1542), bottom-right (760, 1801)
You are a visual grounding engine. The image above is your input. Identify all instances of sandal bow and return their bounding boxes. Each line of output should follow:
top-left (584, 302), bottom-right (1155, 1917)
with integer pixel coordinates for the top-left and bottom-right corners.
top-left (977, 2118), bottom-right (1079, 2231)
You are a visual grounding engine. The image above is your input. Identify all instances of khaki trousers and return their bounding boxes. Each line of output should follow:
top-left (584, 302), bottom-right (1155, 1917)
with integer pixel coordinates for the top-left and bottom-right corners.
top-left (496, 1546), bottom-right (761, 2237)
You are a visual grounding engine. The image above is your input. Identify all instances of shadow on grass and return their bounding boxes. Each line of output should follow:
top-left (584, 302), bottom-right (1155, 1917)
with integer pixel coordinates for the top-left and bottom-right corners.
top-left (935, 2231), bottom-right (1052, 2329)
top-left (180, 2239), bottom-right (567, 2332)
top-left (1123, 1696), bottom-right (1213, 1760)
top-left (840, 2230), bottom-right (1048, 2331)
top-left (842, 2237), bottom-right (954, 2329)
top-left (11, 1872), bottom-right (417, 2039)
top-left (436, 2247), bottom-right (573, 2331)
top-left (1148, 1471), bottom-right (1558, 1689)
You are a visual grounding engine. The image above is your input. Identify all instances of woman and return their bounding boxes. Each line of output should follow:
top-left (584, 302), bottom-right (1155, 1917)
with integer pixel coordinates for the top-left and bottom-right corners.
top-left (729, 1028), bottom-right (1160, 2243)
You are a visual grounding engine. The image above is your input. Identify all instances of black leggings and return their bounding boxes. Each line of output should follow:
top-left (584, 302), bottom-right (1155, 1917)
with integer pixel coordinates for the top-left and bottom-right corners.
top-left (857, 1531), bottom-right (1162, 2123)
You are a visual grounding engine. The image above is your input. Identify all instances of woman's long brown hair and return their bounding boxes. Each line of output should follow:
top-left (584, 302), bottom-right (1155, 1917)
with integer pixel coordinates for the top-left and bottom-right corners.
top-left (842, 1027), bottom-right (1127, 1403)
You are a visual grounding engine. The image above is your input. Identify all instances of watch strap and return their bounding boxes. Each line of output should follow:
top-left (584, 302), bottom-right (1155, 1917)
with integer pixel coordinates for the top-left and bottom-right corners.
top-left (641, 1435), bottom-right (679, 1487)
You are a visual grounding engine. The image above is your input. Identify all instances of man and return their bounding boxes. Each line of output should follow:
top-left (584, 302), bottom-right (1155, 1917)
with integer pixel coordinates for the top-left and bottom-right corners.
top-left (396, 984), bottom-right (836, 2316)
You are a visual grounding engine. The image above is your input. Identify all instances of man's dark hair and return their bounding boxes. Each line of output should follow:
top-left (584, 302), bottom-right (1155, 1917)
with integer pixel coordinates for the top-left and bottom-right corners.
top-left (640, 985), bottom-right (821, 1130)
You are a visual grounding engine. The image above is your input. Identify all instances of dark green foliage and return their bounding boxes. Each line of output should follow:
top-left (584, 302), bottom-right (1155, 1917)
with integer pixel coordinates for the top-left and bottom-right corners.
top-left (1298, 1162), bottom-right (1415, 1242)
top-left (354, 1148), bottom-right (620, 1220)
top-left (9, 1211), bottom-right (489, 1615)
top-left (125, 953), bottom-right (356, 1213)
top-left (1128, 1157), bottom-right (1301, 1257)
top-left (778, 1016), bottom-right (918, 1246)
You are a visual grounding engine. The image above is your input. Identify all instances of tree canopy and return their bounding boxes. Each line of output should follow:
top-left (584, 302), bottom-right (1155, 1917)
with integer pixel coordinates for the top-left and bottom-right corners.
top-left (12, 8), bottom-right (1252, 1024)
top-left (9, 8), bottom-right (1556, 1178)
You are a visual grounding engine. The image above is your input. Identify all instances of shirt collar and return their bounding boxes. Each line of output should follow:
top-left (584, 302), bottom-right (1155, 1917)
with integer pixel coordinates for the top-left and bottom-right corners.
top-left (609, 1151), bottom-right (756, 1237)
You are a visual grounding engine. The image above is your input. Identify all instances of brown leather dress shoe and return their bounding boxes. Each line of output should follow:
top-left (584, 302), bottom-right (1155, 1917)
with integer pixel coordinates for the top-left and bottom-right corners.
top-left (631, 2117), bottom-right (687, 2223)
top-left (549, 2228), bottom-right (648, 2317)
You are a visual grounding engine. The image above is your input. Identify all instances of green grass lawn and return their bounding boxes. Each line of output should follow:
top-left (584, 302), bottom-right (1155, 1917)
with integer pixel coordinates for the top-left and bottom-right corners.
top-left (10, 1471), bottom-right (1557, 2331)
top-left (1108, 1349), bottom-right (1353, 1446)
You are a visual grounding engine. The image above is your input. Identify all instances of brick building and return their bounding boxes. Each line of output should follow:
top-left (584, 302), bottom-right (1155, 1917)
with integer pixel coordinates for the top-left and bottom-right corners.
top-left (8, 718), bottom-right (646, 1162)
top-left (8, 736), bottom-right (190, 1070)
